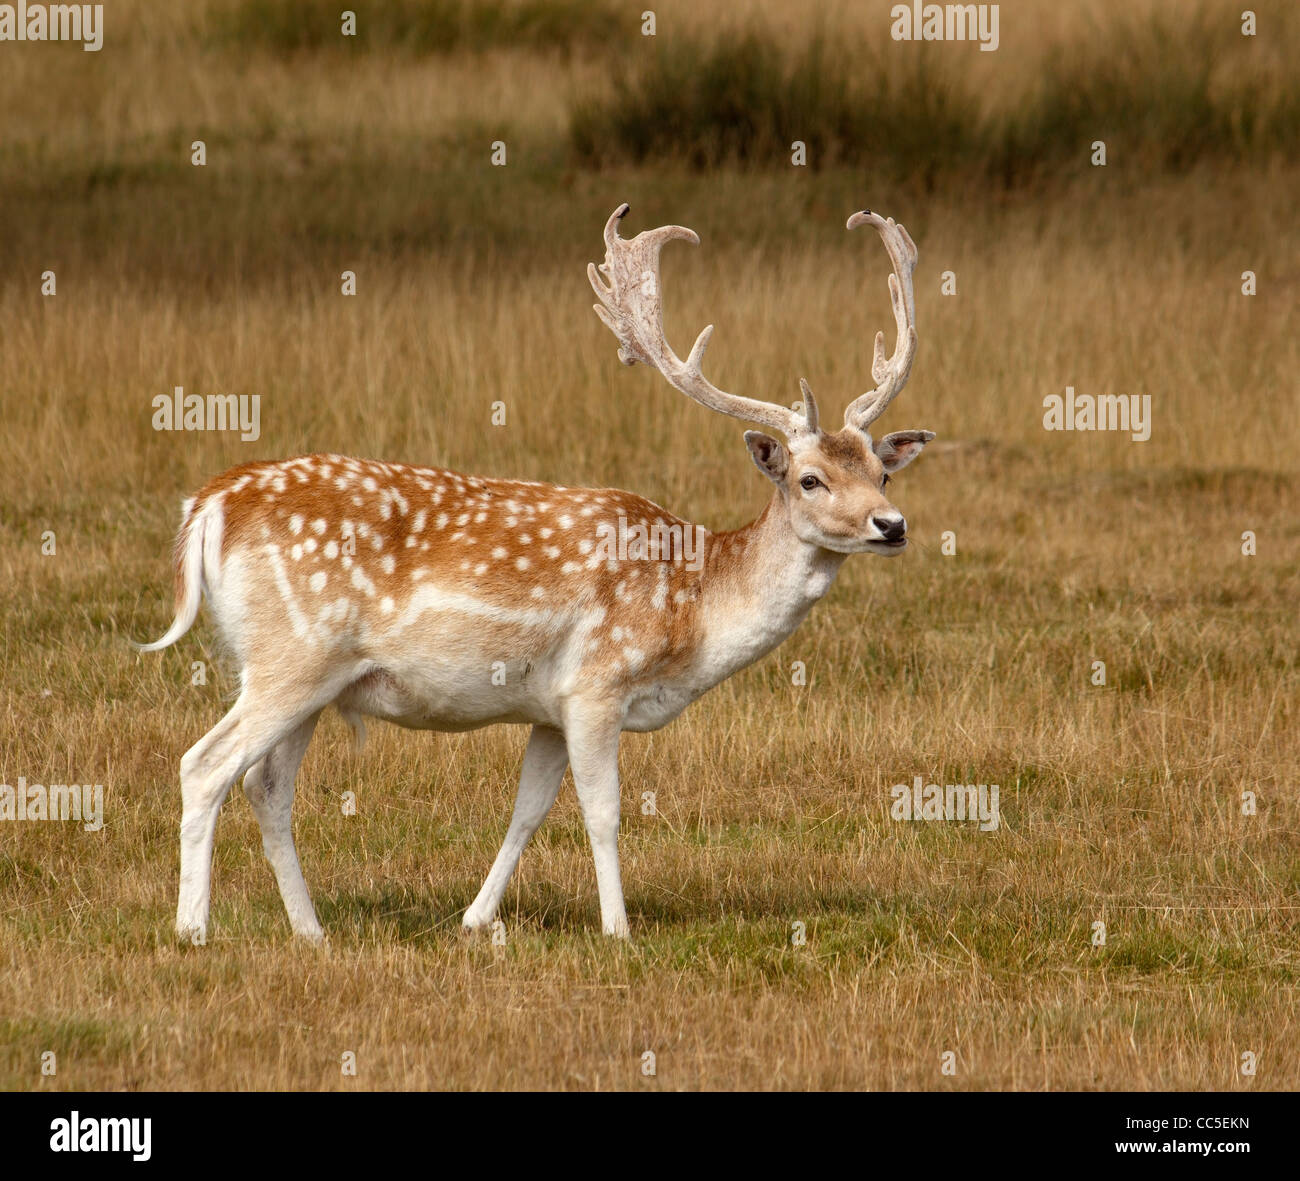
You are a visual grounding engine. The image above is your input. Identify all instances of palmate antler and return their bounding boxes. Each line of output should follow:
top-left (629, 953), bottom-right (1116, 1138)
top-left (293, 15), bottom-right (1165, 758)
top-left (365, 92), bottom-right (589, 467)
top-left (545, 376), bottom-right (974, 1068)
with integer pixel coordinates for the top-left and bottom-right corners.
top-left (587, 204), bottom-right (809, 438)
top-left (588, 203), bottom-right (919, 439)
top-left (840, 211), bottom-right (918, 432)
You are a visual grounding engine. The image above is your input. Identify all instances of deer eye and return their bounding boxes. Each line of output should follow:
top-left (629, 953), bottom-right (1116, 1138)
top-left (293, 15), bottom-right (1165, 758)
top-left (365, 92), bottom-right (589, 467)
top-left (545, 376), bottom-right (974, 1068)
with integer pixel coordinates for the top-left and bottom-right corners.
top-left (799, 474), bottom-right (824, 492)
top-left (881, 473), bottom-right (892, 489)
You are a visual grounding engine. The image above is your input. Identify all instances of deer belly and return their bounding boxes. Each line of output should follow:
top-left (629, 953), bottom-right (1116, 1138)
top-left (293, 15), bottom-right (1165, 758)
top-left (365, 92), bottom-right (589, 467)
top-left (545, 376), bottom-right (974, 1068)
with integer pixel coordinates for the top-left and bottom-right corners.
top-left (335, 664), bottom-right (550, 731)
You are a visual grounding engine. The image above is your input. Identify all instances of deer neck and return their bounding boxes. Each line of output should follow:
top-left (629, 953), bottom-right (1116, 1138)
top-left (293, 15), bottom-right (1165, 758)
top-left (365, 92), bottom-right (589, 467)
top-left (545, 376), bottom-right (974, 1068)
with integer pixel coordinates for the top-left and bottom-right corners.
top-left (694, 494), bottom-right (848, 681)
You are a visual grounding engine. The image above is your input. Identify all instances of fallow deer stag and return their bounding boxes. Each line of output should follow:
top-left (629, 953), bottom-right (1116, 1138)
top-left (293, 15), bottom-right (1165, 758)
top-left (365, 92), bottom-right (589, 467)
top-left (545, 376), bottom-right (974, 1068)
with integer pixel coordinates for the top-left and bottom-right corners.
top-left (139, 204), bottom-right (933, 943)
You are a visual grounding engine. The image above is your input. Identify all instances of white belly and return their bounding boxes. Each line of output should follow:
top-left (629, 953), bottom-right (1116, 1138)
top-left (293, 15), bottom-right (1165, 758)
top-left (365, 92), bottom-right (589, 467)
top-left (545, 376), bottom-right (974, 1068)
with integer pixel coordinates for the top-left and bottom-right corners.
top-left (334, 664), bottom-right (559, 732)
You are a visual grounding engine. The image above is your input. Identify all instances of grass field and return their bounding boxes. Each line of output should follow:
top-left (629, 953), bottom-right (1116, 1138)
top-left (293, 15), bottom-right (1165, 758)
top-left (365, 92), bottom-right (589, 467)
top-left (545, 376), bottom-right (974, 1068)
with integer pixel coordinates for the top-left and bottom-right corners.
top-left (1, 1), bottom-right (1297, 1090)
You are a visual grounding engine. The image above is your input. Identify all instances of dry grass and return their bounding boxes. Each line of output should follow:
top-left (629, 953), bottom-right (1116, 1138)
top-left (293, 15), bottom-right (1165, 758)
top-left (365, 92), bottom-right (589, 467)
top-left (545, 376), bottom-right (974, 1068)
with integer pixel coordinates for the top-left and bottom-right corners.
top-left (0, 0), bottom-right (1297, 1090)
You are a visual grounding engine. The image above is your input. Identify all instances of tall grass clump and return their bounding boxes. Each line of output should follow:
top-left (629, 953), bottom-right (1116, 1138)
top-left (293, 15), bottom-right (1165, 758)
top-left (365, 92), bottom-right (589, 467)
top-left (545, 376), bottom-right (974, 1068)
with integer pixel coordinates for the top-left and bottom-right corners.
top-left (571, 34), bottom-right (974, 178)
top-left (571, 8), bottom-right (1300, 183)
top-left (993, 7), bottom-right (1300, 182)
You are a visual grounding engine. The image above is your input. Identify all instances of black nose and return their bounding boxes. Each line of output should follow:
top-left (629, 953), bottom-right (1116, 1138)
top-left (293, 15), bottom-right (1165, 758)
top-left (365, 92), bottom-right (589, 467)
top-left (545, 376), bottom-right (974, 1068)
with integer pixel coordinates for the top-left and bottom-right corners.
top-left (873, 515), bottom-right (906, 541)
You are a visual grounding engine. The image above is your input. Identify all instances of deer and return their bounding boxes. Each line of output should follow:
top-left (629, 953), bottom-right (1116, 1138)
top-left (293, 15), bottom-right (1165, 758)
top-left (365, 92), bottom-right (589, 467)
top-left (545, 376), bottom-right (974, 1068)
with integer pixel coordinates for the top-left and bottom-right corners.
top-left (137, 204), bottom-right (934, 944)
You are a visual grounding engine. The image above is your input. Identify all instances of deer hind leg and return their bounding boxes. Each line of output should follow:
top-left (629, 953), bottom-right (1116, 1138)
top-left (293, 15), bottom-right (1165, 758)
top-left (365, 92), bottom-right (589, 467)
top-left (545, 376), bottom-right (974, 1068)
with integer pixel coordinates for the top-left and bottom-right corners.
top-left (176, 688), bottom-right (327, 945)
top-left (462, 725), bottom-right (568, 932)
top-left (242, 711), bottom-right (324, 941)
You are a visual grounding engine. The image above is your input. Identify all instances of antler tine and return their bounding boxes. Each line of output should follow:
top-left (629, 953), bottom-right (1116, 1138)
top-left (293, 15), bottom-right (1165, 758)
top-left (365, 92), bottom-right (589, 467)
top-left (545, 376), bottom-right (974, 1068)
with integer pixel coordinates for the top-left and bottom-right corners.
top-left (589, 204), bottom-right (808, 439)
top-left (842, 210), bottom-right (919, 433)
top-left (798, 377), bottom-right (820, 434)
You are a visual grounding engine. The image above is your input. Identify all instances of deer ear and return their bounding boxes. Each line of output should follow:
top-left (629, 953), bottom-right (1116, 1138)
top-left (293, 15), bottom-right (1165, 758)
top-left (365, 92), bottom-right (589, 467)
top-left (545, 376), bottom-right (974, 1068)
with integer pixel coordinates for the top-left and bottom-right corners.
top-left (873, 429), bottom-right (935, 473)
top-left (744, 431), bottom-right (789, 484)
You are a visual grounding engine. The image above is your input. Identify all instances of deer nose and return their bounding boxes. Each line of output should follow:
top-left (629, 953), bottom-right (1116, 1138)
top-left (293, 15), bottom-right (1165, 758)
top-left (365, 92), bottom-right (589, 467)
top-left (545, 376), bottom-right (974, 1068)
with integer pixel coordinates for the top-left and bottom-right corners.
top-left (872, 514), bottom-right (906, 542)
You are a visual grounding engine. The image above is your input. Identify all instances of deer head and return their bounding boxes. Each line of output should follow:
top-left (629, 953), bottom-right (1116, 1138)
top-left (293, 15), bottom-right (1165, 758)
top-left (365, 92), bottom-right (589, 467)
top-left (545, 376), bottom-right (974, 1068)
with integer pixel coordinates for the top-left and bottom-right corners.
top-left (589, 205), bottom-right (934, 556)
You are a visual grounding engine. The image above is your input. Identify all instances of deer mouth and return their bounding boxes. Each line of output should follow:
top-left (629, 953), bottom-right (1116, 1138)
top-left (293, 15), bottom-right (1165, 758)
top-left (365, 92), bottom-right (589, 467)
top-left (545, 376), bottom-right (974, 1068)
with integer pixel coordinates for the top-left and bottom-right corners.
top-left (866, 537), bottom-right (908, 553)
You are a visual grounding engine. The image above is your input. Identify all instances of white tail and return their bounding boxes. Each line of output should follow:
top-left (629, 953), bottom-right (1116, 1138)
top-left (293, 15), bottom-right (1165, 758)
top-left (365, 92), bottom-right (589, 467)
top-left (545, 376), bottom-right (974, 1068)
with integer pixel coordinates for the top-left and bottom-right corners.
top-left (144, 207), bottom-right (936, 945)
top-left (134, 496), bottom-right (220, 653)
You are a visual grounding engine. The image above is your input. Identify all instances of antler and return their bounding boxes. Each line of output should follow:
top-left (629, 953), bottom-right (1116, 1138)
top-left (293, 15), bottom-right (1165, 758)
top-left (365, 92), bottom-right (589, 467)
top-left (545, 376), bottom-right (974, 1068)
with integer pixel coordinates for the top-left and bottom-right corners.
top-left (589, 204), bottom-right (811, 439)
top-left (841, 210), bottom-right (918, 433)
